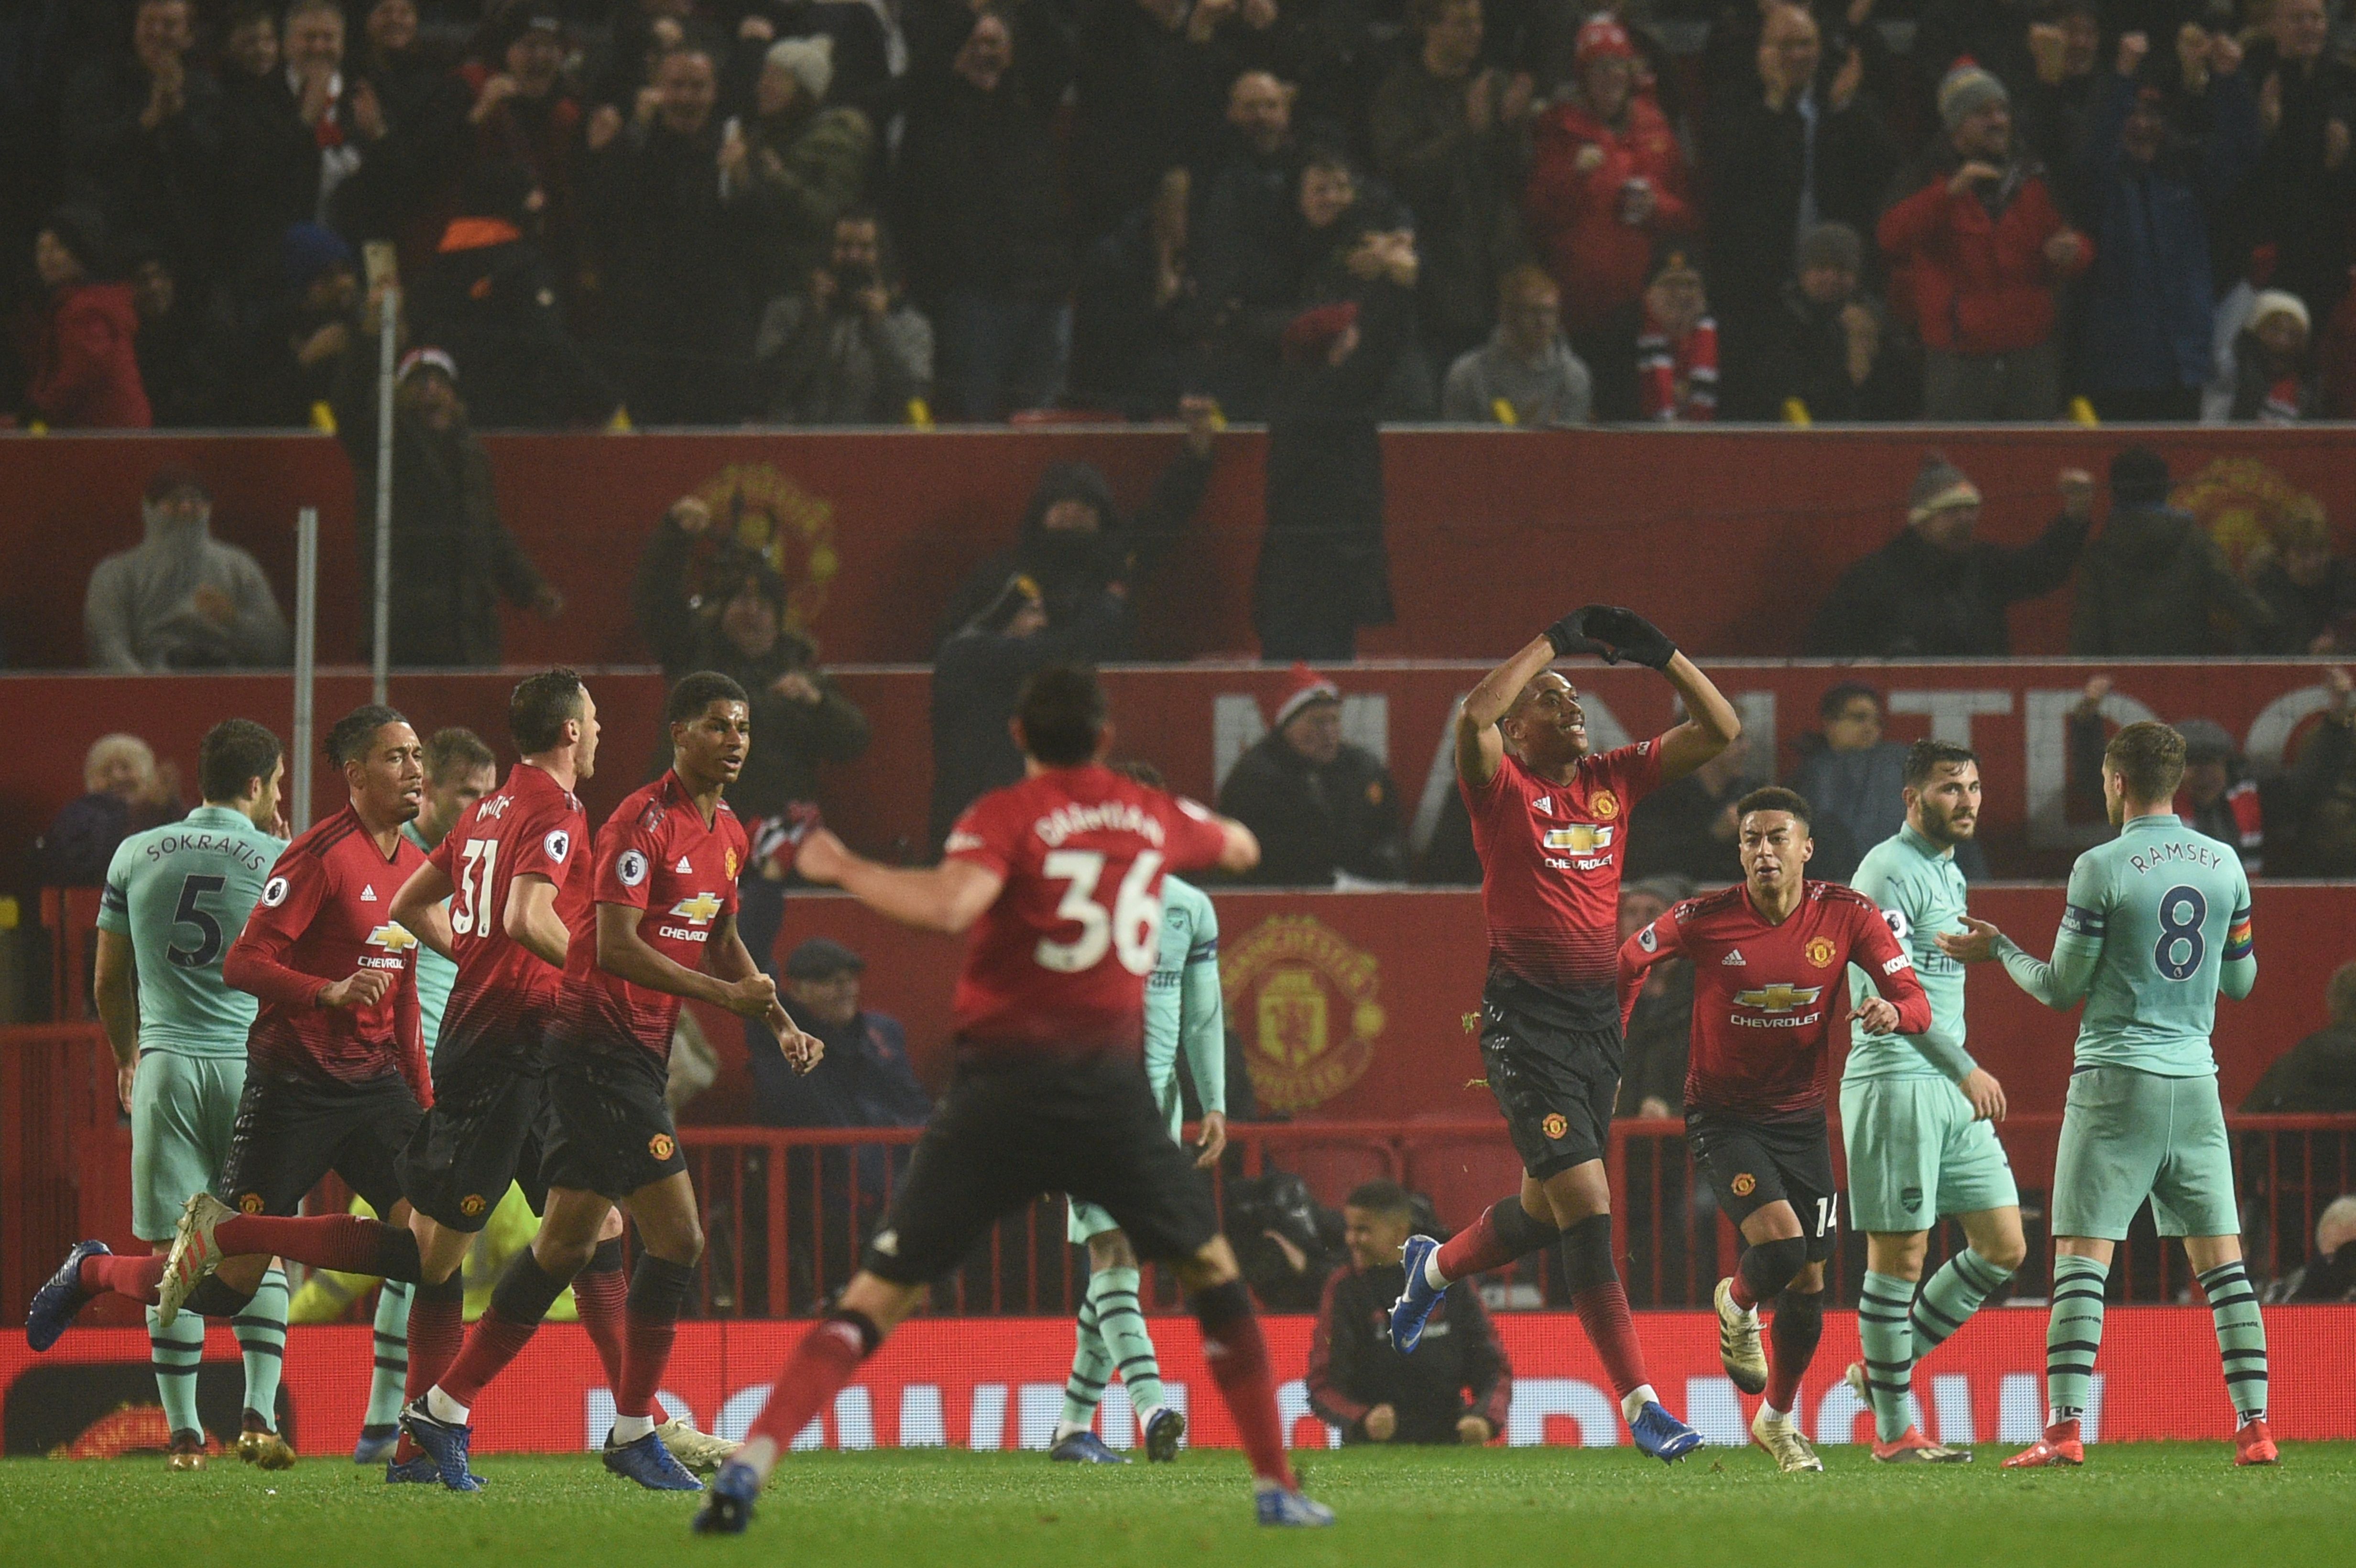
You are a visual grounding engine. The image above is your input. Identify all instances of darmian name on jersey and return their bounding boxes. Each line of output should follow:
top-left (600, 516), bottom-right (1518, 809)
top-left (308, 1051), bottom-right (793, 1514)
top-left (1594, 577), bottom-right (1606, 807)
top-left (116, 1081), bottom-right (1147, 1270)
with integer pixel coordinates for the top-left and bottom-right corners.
top-left (1034, 800), bottom-right (1167, 849)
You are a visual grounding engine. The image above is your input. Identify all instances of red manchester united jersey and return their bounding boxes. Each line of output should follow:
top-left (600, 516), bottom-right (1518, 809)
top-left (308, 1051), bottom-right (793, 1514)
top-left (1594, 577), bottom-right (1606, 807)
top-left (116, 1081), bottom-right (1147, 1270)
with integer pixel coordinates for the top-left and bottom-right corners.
top-left (943, 764), bottom-right (1229, 1060)
top-left (226, 804), bottom-right (428, 1089)
top-left (427, 762), bottom-right (588, 1065)
top-left (1462, 740), bottom-right (1664, 1026)
top-left (1619, 880), bottom-right (1929, 1118)
top-left (558, 771), bottom-right (747, 1062)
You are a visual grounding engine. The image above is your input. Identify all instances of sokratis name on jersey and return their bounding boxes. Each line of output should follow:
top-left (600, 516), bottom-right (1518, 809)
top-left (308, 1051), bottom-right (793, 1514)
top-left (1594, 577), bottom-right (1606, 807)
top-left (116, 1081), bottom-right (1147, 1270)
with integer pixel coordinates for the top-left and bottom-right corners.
top-left (142, 831), bottom-right (271, 872)
top-left (657, 889), bottom-right (725, 942)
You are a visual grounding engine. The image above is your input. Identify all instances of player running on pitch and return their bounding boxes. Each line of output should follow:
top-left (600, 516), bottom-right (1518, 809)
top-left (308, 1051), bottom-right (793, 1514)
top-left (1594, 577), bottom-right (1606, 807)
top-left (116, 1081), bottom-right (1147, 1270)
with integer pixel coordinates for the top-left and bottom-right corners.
top-left (1387, 605), bottom-right (1734, 1463)
top-left (27, 720), bottom-right (293, 1471)
top-left (397, 672), bottom-right (815, 1492)
top-left (1837, 740), bottom-right (2026, 1463)
top-left (1619, 788), bottom-right (1930, 1473)
top-left (40, 708), bottom-right (442, 1365)
top-left (1049, 761), bottom-right (1225, 1465)
top-left (695, 665), bottom-right (1332, 1533)
top-left (1939, 720), bottom-right (2274, 1469)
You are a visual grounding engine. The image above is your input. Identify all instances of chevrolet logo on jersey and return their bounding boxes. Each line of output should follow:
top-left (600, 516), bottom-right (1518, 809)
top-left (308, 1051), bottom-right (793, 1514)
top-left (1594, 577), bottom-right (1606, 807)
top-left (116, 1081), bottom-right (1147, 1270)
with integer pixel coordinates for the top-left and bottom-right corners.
top-left (1734, 984), bottom-right (1822, 1014)
top-left (1542, 824), bottom-right (1614, 853)
top-left (360, 923), bottom-right (418, 970)
top-left (669, 891), bottom-right (724, 924)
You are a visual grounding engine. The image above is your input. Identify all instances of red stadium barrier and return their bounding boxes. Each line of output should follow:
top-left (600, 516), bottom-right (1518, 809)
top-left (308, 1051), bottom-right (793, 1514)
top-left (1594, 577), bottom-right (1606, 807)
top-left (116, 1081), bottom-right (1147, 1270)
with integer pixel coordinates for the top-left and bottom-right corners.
top-left (5, 425), bottom-right (2354, 669)
top-left (7, 1308), bottom-right (2353, 1457)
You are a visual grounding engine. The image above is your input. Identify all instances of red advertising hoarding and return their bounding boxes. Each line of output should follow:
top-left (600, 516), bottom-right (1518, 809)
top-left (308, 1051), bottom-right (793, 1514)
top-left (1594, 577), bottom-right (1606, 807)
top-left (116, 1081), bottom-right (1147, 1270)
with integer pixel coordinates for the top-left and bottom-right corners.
top-left (7, 1310), bottom-right (2350, 1458)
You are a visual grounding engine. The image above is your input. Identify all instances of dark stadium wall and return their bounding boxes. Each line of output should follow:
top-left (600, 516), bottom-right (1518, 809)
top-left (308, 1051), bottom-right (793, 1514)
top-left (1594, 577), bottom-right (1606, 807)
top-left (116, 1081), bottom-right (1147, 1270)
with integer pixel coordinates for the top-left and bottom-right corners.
top-left (3, 426), bottom-right (2352, 668)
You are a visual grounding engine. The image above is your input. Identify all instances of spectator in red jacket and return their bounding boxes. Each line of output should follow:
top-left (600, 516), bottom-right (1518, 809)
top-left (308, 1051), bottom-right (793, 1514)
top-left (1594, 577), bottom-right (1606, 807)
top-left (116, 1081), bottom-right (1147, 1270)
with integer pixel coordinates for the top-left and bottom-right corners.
top-left (19, 207), bottom-right (151, 430)
top-left (1522, 15), bottom-right (1696, 420)
top-left (1636, 248), bottom-right (1718, 421)
top-left (1877, 60), bottom-right (2091, 421)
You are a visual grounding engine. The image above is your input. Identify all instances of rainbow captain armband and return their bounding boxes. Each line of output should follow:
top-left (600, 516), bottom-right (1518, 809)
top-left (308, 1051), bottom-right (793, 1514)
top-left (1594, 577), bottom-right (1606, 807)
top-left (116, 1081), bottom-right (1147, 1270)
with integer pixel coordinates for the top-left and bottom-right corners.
top-left (2225, 910), bottom-right (2254, 962)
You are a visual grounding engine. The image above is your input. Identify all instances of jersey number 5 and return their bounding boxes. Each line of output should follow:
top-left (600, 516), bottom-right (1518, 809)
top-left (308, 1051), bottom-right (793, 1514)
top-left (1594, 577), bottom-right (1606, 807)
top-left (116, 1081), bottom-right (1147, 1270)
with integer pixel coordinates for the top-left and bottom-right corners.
top-left (450, 838), bottom-right (499, 938)
top-left (1037, 849), bottom-right (1163, 976)
top-left (166, 873), bottom-right (229, 969)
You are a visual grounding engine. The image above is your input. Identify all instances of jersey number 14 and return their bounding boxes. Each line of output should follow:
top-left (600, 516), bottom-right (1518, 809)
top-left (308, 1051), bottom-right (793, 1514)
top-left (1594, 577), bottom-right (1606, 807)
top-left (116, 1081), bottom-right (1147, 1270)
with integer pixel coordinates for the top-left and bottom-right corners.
top-left (1037, 849), bottom-right (1163, 976)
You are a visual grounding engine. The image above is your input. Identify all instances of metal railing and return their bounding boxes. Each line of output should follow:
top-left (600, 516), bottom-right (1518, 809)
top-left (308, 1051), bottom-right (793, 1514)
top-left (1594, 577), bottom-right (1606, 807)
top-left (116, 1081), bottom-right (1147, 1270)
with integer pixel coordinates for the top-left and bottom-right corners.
top-left (5, 1022), bottom-right (2350, 1322)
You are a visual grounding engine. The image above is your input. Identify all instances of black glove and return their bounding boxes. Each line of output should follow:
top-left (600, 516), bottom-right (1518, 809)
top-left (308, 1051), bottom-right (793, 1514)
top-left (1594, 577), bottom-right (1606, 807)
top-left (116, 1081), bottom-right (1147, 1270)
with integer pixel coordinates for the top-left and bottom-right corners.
top-left (1543, 614), bottom-right (1609, 658)
top-left (1569, 605), bottom-right (1677, 671)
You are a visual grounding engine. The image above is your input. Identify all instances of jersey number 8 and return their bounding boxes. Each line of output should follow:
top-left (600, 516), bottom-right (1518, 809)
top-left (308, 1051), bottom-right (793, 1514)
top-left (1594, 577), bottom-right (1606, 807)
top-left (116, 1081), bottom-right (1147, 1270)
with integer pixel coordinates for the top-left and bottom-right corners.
top-left (1037, 849), bottom-right (1164, 976)
top-left (2153, 884), bottom-right (2206, 981)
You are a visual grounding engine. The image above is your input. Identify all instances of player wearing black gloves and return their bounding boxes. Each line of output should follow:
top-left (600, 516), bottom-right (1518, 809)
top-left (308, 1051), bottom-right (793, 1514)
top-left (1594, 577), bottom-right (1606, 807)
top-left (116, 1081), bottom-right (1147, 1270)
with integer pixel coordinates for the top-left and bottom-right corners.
top-left (1385, 604), bottom-right (1738, 1465)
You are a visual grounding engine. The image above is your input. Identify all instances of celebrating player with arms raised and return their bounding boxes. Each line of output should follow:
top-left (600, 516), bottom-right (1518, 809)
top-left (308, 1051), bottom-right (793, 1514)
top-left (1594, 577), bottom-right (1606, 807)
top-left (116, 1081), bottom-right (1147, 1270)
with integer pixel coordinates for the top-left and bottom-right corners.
top-left (1619, 788), bottom-right (1930, 1472)
top-left (1941, 721), bottom-right (2274, 1469)
top-left (697, 665), bottom-right (1331, 1533)
top-left (1388, 605), bottom-right (1735, 1463)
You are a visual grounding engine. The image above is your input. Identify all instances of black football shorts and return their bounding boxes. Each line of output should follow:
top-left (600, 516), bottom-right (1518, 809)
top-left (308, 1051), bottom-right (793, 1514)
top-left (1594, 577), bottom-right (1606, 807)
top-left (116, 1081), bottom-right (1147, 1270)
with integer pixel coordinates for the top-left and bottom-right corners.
top-left (1686, 1108), bottom-right (1840, 1263)
top-left (1478, 991), bottom-right (1623, 1180)
top-left (219, 1070), bottom-right (422, 1219)
top-left (538, 1035), bottom-right (688, 1200)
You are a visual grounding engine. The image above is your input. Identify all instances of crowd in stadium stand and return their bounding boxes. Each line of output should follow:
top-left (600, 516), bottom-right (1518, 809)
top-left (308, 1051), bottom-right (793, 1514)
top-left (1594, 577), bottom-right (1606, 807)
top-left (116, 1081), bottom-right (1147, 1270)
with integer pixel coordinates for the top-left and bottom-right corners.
top-left (11, 0), bottom-right (2356, 430)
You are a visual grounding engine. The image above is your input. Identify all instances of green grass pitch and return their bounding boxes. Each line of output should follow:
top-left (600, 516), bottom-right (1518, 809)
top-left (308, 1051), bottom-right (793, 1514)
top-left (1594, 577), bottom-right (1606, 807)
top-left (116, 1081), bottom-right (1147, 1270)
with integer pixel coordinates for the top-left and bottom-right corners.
top-left (3, 1445), bottom-right (2346, 1568)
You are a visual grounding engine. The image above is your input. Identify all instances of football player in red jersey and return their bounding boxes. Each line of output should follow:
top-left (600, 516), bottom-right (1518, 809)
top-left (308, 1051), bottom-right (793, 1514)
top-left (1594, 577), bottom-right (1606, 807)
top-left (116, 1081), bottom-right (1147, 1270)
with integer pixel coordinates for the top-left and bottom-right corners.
top-left (1618, 787), bottom-right (1931, 1472)
top-left (399, 671), bottom-right (818, 1493)
top-left (693, 665), bottom-right (1334, 1533)
top-left (1388, 605), bottom-right (1736, 1464)
top-left (135, 708), bottom-right (447, 1333)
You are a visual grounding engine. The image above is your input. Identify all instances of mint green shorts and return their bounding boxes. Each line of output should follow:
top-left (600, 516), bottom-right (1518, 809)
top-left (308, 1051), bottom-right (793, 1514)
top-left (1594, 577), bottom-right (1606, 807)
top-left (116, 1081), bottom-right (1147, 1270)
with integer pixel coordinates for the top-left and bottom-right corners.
top-left (2052, 1067), bottom-right (2238, 1241)
top-left (1840, 1076), bottom-right (2019, 1234)
top-left (1067, 1199), bottom-right (1124, 1245)
top-left (131, 1050), bottom-right (247, 1241)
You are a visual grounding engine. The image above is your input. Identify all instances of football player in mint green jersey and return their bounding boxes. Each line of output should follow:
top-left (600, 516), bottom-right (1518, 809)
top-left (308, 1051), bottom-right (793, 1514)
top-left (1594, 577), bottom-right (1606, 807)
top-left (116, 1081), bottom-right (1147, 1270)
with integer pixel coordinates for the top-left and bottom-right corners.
top-left (1837, 740), bottom-right (2025, 1464)
top-left (1943, 721), bottom-right (2273, 1470)
top-left (341, 728), bottom-right (497, 1464)
top-left (90, 719), bottom-right (291, 1470)
top-left (1050, 765), bottom-right (1228, 1466)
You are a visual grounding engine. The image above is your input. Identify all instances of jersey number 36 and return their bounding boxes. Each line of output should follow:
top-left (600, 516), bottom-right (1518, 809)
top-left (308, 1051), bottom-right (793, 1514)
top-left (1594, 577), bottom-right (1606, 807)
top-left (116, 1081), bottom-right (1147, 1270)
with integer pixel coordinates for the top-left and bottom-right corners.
top-left (1037, 849), bottom-right (1164, 976)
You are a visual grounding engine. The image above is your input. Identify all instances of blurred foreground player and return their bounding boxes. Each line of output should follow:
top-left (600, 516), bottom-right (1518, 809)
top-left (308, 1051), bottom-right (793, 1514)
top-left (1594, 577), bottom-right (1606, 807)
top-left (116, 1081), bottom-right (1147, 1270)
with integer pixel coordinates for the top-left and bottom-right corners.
top-left (28, 719), bottom-right (291, 1471)
top-left (695, 665), bottom-right (1335, 1532)
top-left (1389, 605), bottom-right (1736, 1463)
top-left (399, 672), bottom-right (817, 1492)
top-left (1618, 788), bottom-right (1929, 1472)
top-left (1941, 721), bottom-right (2273, 1468)
top-left (1050, 762), bottom-right (1228, 1465)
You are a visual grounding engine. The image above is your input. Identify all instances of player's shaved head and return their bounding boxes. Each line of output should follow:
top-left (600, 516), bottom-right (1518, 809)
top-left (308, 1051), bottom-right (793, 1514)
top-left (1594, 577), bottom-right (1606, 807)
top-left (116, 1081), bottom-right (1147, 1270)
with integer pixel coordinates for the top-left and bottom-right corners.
top-left (1016, 664), bottom-right (1109, 767)
top-left (667, 669), bottom-right (748, 724)
top-left (326, 703), bottom-right (409, 766)
top-left (1736, 785), bottom-right (1811, 829)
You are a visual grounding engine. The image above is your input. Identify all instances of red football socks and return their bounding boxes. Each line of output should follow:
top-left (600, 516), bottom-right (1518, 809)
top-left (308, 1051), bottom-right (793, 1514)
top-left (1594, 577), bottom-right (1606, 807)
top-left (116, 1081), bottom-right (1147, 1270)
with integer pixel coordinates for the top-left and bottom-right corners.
top-left (615, 1256), bottom-right (694, 1419)
top-left (1571, 1281), bottom-right (1650, 1400)
top-left (748, 1317), bottom-right (870, 1449)
top-left (1433, 1205), bottom-right (1508, 1282)
top-left (1196, 1290), bottom-right (1297, 1491)
top-left (436, 1307), bottom-right (540, 1408)
top-left (573, 1247), bottom-right (629, 1388)
top-left (213, 1214), bottom-right (414, 1277)
top-left (82, 1252), bottom-right (166, 1304)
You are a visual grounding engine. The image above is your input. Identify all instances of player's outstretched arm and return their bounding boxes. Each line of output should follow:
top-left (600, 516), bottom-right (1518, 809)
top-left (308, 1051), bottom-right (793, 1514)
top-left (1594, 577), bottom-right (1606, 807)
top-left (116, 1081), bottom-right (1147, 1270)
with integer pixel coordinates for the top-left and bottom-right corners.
top-left (594, 902), bottom-right (777, 1016)
top-left (1940, 914), bottom-right (2099, 1010)
top-left (389, 860), bottom-right (458, 963)
top-left (796, 827), bottom-right (1007, 935)
top-left (1654, 650), bottom-right (1742, 782)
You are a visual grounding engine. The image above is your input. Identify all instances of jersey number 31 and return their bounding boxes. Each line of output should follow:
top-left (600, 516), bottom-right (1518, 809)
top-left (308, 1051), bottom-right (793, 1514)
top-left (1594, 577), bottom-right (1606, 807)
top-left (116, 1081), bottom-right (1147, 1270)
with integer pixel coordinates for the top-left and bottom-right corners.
top-left (1037, 849), bottom-right (1163, 976)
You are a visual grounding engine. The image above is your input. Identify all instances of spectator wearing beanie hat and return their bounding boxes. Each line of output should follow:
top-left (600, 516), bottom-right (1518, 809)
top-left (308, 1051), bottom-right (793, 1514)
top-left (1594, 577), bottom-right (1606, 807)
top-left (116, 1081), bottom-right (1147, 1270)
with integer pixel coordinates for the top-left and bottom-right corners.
top-left (1216, 664), bottom-right (1408, 887)
top-left (2225, 289), bottom-right (2321, 423)
top-left (1808, 450), bottom-right (2094, 656)
top-left (2071, 447), bottom-right (2281, 655)
top-left (1635, 249), bottom-right (1715, 421)
top-left (1764, 219), bottom-right (1915, 421)
top-left (1878, 58), bottom-right (2091, 421)
top-left (240, 220), bottom-right (359, 426)
top-left (743, 35), bottom-right (873, 300)
top-left (21, 206), bottom-right (151, 429)
top-left (1522, 14), bottom-right (1695, 420)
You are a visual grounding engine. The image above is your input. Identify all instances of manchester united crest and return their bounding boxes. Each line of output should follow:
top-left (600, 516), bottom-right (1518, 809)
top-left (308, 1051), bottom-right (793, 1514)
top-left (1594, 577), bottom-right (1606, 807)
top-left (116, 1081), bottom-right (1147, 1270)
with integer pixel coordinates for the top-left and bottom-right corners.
top-left (724, 848), bottom-right (739, 880)
top-left (1804, 936), bottom-right (1837, 968)
top-left (684, 462), bottom-right (842, 632)
top-left (1223, 915), bottom-right (1385, 1112)
top-left (1590, 789), bottom-right (1621, 821)
top-left (1730, 1173), bottom-right (1756, 1198)
top-left (1541, 1112), bottom-right (1570, 1141)
top-left (649, 1133), bottom-right (676, 1161)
